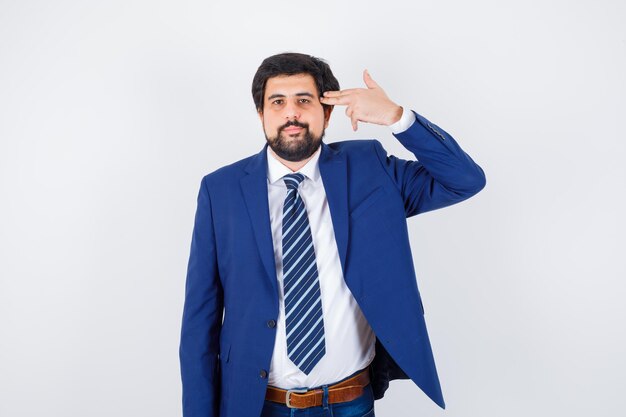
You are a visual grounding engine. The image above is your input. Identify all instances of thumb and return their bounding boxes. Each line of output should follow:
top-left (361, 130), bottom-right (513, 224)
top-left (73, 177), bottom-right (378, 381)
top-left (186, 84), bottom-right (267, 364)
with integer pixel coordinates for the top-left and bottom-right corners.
top-left (363, 69), bottom-right (379, 89)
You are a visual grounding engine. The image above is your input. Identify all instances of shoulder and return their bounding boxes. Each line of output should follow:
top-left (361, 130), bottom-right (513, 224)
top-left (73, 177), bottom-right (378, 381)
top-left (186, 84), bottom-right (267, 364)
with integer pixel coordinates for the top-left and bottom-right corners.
top-left (325, 138), bottom-right (385, 156)
top-left (325, 138), bottom-right (388, 163)
top-left (200, 152), bottom-right (258, 189)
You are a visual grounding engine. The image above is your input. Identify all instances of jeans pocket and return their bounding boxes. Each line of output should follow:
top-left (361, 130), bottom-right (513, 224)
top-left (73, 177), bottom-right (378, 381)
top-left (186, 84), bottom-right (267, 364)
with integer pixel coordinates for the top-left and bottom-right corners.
top-left (361, 405), bottom-right (375, 417)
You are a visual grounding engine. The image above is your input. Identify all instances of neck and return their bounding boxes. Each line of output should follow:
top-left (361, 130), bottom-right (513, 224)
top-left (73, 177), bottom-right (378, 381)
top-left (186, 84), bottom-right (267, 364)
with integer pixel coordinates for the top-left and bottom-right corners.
top-left (269, 147), bottom-right (317, 172)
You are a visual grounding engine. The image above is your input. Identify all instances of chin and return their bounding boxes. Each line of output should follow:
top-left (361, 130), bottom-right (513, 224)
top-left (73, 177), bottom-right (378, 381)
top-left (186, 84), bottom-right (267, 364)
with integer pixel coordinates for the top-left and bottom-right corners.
top-left (264, 127), bottom-right (324, 161)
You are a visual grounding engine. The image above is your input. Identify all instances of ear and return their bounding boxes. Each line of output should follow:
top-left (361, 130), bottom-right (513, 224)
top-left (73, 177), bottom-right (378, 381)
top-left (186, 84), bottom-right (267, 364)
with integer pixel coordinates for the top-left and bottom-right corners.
top-left (323, 105), bottom-right (333, 128)
top-left (257, 109), bottom-right (263, 122)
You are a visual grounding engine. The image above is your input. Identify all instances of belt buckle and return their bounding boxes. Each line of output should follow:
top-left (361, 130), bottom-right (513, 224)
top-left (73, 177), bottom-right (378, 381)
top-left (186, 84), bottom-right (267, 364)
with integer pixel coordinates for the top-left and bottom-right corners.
top-left (285, 388), bottom-right (308, 408)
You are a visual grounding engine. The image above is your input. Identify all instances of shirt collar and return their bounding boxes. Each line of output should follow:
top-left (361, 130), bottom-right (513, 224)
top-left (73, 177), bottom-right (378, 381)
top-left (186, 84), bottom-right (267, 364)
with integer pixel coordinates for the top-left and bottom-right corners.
top-left (266, 145), bottom-right (322, 185)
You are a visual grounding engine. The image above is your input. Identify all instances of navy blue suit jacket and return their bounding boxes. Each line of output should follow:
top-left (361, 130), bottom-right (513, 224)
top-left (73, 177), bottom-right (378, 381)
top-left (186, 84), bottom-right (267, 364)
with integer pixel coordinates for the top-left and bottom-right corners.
top-left (180, 111), bottom-right (486, 416)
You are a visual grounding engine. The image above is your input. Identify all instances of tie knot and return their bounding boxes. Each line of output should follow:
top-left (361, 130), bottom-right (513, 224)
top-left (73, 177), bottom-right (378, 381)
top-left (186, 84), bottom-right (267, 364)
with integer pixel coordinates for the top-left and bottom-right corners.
top-left (283, 172), bottom-right (305, 190)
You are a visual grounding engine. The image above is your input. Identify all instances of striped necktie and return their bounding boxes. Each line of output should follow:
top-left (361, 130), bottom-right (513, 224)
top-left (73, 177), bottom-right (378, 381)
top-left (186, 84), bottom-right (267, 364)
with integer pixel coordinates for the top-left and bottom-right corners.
top-left (281, 172), bottom-right (326, 375)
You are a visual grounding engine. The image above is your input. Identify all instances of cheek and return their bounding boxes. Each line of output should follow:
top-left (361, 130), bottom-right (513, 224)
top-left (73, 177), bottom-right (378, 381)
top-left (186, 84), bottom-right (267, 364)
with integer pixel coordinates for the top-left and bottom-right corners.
top-left (263, 115), bottom-right (280, 133)
top-left (310, 117), bottom-right (326, 133)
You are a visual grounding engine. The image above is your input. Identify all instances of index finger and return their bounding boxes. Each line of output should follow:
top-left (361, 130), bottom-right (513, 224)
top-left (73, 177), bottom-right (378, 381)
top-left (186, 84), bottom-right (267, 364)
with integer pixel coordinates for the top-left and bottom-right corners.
top-left (322, 88), bottom-right (360, 97)
top-left (319, 95), bottom-right (352, 106)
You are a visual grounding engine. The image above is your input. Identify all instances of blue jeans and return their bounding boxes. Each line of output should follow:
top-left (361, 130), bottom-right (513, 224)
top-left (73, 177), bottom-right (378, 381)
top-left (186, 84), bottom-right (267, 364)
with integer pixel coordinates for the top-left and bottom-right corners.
top-left (260, 369), bottom-right (375, 417)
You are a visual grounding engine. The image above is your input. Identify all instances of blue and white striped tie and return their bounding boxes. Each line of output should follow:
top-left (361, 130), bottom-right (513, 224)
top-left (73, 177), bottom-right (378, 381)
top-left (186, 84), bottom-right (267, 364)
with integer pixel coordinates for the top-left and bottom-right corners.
top-left (281, 172), bottom-right (326, 375)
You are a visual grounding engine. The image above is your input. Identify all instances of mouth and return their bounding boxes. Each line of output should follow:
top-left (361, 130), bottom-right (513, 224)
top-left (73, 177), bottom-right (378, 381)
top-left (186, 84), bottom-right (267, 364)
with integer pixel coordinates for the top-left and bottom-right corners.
top-left (282, 127), bottom-right (304, 135)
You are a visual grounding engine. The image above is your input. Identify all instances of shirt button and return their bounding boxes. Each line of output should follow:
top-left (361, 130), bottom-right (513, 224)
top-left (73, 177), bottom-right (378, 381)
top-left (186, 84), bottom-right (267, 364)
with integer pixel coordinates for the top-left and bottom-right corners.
top-left (267, 319), bottom-right (276, 328)
top-left (259, 369), bottom-right (268, 378)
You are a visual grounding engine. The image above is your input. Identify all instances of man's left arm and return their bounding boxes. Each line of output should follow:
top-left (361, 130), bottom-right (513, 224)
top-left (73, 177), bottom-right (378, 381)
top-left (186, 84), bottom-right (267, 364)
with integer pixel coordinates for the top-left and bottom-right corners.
top-left (376, 108), bottom-right (486, 216)
top-left (320, 70), bottom-right (486, 217)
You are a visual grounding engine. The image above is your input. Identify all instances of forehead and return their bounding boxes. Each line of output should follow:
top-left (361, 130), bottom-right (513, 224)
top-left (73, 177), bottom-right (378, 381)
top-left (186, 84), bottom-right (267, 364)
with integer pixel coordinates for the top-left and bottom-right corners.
top-left (264, 73), bottom-right (318, 98)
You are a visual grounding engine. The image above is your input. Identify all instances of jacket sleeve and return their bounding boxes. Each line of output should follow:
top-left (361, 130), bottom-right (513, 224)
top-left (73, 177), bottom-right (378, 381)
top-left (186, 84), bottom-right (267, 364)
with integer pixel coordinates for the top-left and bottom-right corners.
top-left (373, 110), bottom-right (486, 217)
top-left (179, 175), bottom-right (223, 417)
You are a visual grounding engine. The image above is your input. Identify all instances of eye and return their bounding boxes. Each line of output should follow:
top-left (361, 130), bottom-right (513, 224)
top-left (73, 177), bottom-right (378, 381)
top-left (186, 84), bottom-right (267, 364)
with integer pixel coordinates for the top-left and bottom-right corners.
top-left (271, 99), bottom-right (284, 105)
top-left (299, 98), bottom-right (310, 104)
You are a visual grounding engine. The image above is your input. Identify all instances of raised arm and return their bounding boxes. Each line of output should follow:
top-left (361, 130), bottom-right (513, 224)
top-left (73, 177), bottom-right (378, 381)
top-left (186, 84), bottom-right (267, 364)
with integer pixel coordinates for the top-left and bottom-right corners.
top-left (320, 69), bottom-right (486, 217)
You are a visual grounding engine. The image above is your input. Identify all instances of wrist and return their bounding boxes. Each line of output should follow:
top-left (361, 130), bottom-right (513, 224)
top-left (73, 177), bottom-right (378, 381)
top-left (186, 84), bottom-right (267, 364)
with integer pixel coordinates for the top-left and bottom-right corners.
top-left (386, 105), bottom-right (403, 125)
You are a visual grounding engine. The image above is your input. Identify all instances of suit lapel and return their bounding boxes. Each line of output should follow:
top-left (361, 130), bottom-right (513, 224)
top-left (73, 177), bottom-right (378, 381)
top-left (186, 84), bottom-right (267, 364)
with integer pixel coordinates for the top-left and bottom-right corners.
top-left (240, 144), bottom-right (279, 295)
top-left (318, 142), bottom-right (349, 275)
top-left (240, 141), bottom-right (349, 296)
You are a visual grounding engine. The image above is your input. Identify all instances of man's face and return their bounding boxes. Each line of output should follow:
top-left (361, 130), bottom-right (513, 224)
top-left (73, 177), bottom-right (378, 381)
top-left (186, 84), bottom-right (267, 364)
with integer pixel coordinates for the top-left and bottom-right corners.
top-left (258, 73), bottom-right (332, 162)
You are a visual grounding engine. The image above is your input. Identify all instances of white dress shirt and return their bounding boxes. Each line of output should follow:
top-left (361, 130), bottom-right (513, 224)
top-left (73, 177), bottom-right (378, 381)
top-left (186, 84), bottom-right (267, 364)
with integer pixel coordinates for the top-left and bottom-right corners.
top-left (266, 108), bottom-right (416, 389)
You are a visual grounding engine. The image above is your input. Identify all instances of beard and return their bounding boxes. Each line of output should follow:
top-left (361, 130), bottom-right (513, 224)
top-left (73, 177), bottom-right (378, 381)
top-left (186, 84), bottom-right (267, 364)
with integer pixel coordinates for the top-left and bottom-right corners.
top-left (264, 120), bottom-right (324, 162)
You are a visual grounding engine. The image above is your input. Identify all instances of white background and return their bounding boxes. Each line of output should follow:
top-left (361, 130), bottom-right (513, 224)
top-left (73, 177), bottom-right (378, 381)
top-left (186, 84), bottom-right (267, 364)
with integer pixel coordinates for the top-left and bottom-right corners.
top-left (1, 1), bottom-right (625, 416)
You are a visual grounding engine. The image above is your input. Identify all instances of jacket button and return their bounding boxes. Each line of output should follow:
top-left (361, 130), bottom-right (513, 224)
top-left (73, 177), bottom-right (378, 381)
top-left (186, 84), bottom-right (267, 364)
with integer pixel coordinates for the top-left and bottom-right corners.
top-left (267, 319), bottom-right (276, 328)
top-left (259, 369), bottom-right (268, 378)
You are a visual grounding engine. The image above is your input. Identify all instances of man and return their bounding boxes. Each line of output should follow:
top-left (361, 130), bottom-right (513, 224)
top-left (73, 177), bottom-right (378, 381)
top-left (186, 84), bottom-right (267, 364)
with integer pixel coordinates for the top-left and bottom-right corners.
top-left (179, 52), bottom-right (486, 417)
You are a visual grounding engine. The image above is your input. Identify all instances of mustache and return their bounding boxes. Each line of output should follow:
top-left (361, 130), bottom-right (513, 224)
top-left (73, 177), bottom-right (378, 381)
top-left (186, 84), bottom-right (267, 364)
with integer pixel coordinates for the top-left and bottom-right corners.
top-left (279, 120), bottom-right (309, 132)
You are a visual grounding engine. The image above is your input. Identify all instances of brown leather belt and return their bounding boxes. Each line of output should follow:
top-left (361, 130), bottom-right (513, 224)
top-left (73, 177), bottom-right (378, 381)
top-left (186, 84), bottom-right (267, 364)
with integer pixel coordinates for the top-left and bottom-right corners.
top-left (264, 368), bottom-right (370, 409)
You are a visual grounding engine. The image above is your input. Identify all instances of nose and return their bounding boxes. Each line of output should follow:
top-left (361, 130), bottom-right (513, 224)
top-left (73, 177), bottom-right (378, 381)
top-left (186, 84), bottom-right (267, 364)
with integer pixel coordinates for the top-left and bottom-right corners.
top-left (284, 100), bottom-right (301, 120)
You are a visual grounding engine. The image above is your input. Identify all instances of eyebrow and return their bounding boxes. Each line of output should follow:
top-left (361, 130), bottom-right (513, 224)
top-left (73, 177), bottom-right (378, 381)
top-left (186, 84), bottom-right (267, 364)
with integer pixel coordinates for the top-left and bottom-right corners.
top-left (267, 92), bottom-right (315, 101)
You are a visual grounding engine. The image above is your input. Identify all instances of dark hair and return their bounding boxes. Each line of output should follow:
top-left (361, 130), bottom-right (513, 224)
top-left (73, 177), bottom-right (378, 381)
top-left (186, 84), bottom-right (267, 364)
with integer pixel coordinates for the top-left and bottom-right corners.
top-left (252, 52), bottom-right (340, 112)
